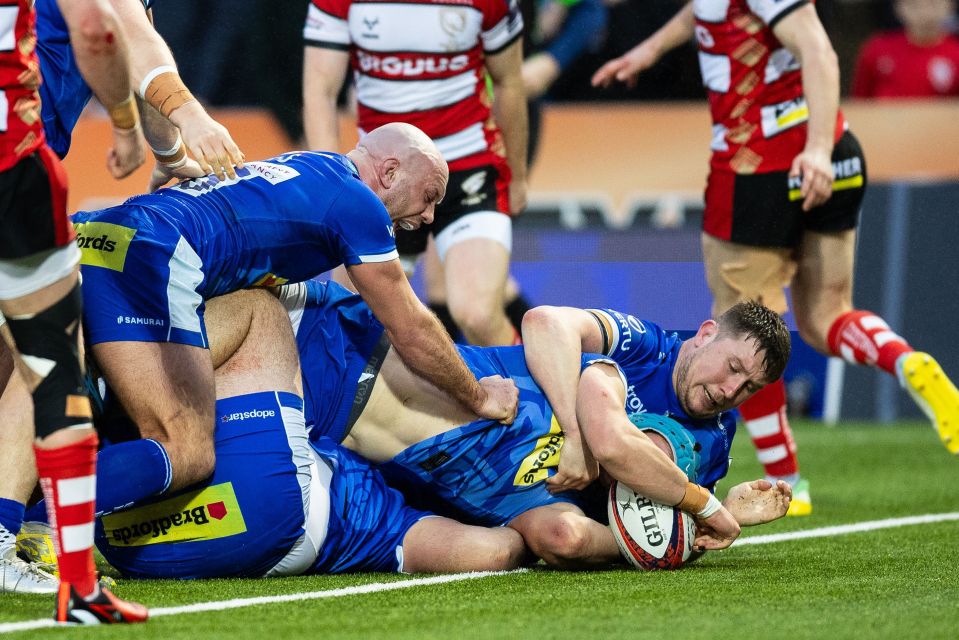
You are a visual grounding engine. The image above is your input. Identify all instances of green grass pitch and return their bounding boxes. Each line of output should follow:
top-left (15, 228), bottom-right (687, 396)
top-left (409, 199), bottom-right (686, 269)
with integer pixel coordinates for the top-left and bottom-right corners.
top-left (3, 420), bottom-right (957, 639)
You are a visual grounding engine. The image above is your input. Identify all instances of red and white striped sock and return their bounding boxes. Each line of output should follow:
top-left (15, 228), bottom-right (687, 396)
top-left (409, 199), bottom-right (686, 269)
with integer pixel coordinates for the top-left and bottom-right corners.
top-left (739, 378), bottom-right (799, 481)
top-left (826, 310), bottom-right (913, 376)
top-left (34, 432), bottom-right (99, 597)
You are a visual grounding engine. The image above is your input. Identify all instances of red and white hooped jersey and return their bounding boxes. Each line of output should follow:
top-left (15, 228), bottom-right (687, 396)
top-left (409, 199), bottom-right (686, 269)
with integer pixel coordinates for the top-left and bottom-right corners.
top-left (0, 0), bottom-right (45, 172)
top-left (692, 0), bottom-right (845, 175)
top-left (304, 0), bottom-right (523, 172)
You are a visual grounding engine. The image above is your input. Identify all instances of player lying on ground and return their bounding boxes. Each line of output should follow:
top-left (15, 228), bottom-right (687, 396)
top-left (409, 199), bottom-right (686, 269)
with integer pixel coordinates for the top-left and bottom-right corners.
top-left (273, 281), bottom-right (792, 567)
top-left (17, 285), bottom-right (787, 575)
top-left (15, 287), bottom-right (525, 579)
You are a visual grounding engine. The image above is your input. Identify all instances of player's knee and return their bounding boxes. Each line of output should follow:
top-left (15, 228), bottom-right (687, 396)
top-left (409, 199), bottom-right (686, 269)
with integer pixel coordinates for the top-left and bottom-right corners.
top-left (477, 528), bottom-right (526, 570)
top-left (4, 284), bottom-right (91, 439)
top-left (449, 298), bottom-right (501, 338)
top-left (541, 511), bottom-right (591, 562)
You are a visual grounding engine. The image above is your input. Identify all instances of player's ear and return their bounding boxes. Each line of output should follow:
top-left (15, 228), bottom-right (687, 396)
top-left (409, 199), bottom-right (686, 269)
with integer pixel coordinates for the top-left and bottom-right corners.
top-left (694, 319), bottom-right (718, 346)
top-left (379, 157), bottom-right (400, 189)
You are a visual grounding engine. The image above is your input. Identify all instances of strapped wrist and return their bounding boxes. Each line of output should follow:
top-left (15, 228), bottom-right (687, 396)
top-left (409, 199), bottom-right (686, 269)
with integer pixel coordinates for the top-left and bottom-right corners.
top-left (139, 66), bottom-right (196, 118)
top-left (151, 135), bottom-right (187, 167)
top-left (676, 481), bottom-right (710, 514)
top-left (108, 94), bottom-right (140, 131)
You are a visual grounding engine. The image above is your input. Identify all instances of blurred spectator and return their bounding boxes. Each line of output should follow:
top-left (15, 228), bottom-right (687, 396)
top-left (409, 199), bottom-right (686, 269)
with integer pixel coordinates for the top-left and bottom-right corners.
top-left (522, 0), bottom-right (608, 165)
top-left (852, 0), bottom-right (959, 97)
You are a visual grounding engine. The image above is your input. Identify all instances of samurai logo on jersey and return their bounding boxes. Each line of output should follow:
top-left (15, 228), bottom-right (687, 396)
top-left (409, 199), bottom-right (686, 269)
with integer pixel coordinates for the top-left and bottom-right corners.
top-left (102, 482), bottom-right (247, 546)
top-left (513, 415), bottom-right (564, 486)
top-left (75, 221), bottom-right (136, 272)
top-left (356, 50), bottom-right (470, 77)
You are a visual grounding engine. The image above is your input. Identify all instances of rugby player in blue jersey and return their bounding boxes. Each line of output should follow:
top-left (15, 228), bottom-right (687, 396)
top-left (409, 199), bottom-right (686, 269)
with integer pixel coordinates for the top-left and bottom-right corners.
top-left (66, 123), bottom-right (519, 526)
top-left (18, 283), bottom-right (790, 575)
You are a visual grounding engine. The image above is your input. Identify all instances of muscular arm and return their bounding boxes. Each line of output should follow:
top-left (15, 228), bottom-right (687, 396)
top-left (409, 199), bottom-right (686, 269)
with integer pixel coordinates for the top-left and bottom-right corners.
top-left (303, 46), bottom-right (351, 152)
top-left (522, 306), bottom-right (604, 489)
top-left (58, 0), bottom-right (144, 178)
top-left (486, 39), bottom-right (529, 214)
top-left (107, 0), bottom-right (243, 179)
top-left (773, 4), bottom-right (839, 211)
top-left (348, 259), bottom-right (518, 423)
top-left (577, 364), bottom-right (741, 549)
top-left (591, 1), bottom-right (694, 88)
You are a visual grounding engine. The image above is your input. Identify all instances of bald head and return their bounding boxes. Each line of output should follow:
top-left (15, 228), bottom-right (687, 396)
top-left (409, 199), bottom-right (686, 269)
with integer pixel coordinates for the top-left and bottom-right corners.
top-left (348, 123), bottom-right (449, 230)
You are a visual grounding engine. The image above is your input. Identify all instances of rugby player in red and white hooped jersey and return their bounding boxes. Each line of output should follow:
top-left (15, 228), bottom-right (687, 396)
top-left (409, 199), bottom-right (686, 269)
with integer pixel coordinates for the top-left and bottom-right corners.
top-left (302, 0), bottom-right (529, 348)
top-left (593, 0), bottom-right (959, 514)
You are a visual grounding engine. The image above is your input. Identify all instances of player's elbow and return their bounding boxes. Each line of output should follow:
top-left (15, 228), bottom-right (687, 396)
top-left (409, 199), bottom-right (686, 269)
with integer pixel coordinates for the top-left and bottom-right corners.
top-left (71, 1), bottom-right (121, 56)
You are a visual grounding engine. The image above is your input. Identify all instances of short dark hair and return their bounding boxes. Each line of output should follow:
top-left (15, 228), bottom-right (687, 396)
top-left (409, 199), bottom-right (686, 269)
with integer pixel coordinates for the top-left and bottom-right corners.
top-left (717, 300), bottom-right (791, 382)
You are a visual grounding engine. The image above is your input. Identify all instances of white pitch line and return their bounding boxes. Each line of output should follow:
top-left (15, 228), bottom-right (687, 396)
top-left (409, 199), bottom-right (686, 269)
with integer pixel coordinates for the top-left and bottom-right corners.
top-left (734, 511), bottom-right (959, 546)
top-left (0, 569), bottom-right (526, 635)
top-left (4, 512), bottom-right (959, 634)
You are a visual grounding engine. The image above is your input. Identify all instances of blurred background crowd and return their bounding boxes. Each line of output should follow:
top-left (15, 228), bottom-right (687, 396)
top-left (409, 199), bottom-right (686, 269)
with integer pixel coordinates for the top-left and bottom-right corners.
top-left (152, 0), bottom-right (959, 143)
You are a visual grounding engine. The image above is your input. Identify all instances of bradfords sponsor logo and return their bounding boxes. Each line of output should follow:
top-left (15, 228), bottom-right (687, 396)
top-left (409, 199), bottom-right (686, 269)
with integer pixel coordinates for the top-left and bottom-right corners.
top-left (513, 415), bottom-right (564, 486)
top-left (356, 50), bottom-right (469, 77)
top-left (74, 221), bottom-right (136, 272)
top-left (102, 482), bottom-right (246, 547)
top-left (220, 408), bottom-right (276, 423)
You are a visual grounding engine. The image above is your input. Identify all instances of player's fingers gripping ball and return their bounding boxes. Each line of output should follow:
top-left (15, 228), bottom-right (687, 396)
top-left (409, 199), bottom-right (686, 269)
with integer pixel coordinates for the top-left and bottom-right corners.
top-left (607, 413), bottom-right (701, 570)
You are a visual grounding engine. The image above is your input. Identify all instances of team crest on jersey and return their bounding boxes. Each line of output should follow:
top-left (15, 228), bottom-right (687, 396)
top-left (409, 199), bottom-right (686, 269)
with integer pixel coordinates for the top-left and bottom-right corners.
top-left (103, 482), bottom-right (247, 547)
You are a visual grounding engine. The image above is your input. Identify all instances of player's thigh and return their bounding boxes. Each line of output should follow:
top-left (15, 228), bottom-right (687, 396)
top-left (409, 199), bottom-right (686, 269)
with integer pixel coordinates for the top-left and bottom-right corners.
top-left (421, 236), bottom-right (447, 302)
top-left (92, 340), bottom-right (215, 443)
top-left (701, 233), bottom-right (795, 316)
top-left (401, 516), bottom-right (526, 573)
top-left (442, 235), bottom-right (511, 308)
top-left (206, 289), bottom-right (301, 398)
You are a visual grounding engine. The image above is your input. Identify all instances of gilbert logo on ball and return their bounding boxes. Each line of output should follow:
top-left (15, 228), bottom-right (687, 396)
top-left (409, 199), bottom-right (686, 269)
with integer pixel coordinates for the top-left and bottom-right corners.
top-left (607, 480), bottom-right (696, 570)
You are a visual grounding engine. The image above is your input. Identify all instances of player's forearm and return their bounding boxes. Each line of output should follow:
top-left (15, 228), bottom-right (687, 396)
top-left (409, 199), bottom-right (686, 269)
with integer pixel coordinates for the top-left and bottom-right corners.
top-left (387, 307), bottom-right (486, 414)
top-left (491, 75), bottom-right (530, 185)
top-left (137, 97), bottom-right (179, 151)
top-left (522, 307), bottom-right (583, 437)
top-left (303, 93), bottom-right (342, 152)
top-left (799, 44), bottom-right (839, 154)
top-left (62, 0), bottom-right (135, 110)
top-left (649, 2), bottom-right (696, 60)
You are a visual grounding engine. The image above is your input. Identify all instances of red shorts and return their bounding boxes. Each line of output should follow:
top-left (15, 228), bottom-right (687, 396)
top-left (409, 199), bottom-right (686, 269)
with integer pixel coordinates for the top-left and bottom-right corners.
top-left (0, 144), bottom-right (72, 259)
top-left (703, 131), bottom-right (866, 248)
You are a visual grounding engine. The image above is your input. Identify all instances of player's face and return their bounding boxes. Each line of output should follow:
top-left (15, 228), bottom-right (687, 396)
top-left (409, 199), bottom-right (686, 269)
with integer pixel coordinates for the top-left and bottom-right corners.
top-left (675, 327), bottom-right (768, 419)
top-left (389, 157), bottom-right (447, 231)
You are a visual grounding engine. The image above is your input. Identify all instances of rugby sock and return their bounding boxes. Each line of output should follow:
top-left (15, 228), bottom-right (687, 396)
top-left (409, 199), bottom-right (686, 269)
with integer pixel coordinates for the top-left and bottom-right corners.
top-left (739, 378), bottom-right (799, 480)
top-left (0, 498), bottom-right (24, 543)
top-left (827, 310), bottom-right (913, 375)
top-left (34, 433), bottom-right (98, 597)
top-left (427, 303), bottom-right (464, 343)
top-left (25, 438), bottom-right (173, 522)
top-left (505, 294), bottom-right (532, 334)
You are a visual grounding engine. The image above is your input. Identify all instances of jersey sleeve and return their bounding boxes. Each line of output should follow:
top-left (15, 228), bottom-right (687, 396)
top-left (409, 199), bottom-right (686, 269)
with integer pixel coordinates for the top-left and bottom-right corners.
top-left (328, 180), bottom-right (399, 267)
top-left (585, 309), bottom-right (664, 369)
top-left (480, 0), bottom-right (524, 54)
top-left (304, 0), bottom-right (351, 49)
top-left (694, 412), bottom-right (736, 491)
top-left (745, 0), bottom-right (808, 29)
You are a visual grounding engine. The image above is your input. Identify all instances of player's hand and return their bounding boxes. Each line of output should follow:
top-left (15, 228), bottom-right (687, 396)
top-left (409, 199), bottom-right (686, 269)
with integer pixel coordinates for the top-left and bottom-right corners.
top-left (693, 505), bottom-right (741, 551)
top-left (509, 177), bottom-right (528, 215)
top-left (547, 435), bottom-right (599, 493)
top-left (722, 479), bottom-right (792, 526)
top-left (107, 126), bottom-right (146, 180)
top-left (790, 146), bottom-right (834, 212)
top-left (591, 40), bottom-right (660, 89)
top-left (172, 104), bottom-right (245, 181)
top-left (475, 375), bottom-right (519, 425)
top-left (147, 157), bottom-right (206, 192)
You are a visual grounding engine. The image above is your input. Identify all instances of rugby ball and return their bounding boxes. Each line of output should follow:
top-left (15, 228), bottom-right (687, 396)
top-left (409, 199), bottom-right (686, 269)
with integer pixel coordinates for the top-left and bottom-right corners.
top-left (607, 480), bottom-right (696, 570)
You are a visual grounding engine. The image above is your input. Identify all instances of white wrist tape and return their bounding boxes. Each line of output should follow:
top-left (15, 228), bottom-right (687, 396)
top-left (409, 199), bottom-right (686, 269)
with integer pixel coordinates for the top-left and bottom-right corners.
top-left (697, 494), bottom-right (723, 519)
top-left (150, 135), bottom-right (183, 158)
